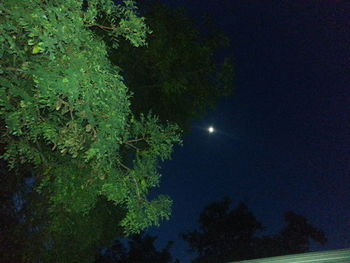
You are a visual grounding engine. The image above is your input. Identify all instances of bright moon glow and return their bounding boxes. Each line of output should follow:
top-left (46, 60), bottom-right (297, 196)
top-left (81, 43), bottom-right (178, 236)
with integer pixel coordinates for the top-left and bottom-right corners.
top-left (208, 126), bottom-right (215, 133)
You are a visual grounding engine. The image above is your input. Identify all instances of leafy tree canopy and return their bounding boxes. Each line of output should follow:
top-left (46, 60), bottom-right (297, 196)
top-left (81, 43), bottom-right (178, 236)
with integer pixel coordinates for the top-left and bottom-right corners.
top-left (0, 0), bottom-right (181, 260)
top-left (182, 197), bottom-right (327, 263)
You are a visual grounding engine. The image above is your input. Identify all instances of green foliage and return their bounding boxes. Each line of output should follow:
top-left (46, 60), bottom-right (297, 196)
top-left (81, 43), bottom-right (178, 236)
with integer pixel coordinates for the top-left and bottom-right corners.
top-left (0, 0), bottom-right (181, 247)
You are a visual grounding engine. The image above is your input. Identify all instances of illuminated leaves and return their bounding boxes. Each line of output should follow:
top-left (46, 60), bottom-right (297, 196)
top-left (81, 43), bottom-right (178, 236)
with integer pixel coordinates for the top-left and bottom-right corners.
top-left (0, 0), bottom-right (181, 244)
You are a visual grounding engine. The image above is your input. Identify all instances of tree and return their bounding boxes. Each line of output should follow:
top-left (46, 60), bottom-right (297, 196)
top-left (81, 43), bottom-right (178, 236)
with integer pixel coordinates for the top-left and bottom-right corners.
top-left (92, 1), bottom-right (234, 131)
top-left (182, 197), bottom-right (327, 263)
top-left (279, 211), bottom-right (327, 254)
top-left (254, 211), bottom-right (327, 258)
top-left (281, 211), bottom-right (327, 252)
top-left (182, 197), bottom-right (263, 263)
top-left (96, 233), bottom-right (179, 263)
top-left (0, 0), bottom-right (181, 261)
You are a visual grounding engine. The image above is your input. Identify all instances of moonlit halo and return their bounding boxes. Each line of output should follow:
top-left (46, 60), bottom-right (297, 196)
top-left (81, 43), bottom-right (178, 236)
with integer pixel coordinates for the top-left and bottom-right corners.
top-left (208, 126), bottom-right (215, 133)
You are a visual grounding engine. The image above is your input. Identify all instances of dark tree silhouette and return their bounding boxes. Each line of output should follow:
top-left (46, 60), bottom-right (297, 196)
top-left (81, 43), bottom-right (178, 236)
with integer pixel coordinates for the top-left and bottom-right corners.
top-left (96, 233), bottom-right (179, 263)
top-left (182, 197), bottom-right (263, 263)
top-left (280, 211), bottom-right (327, 253)
top-left (182, 197), bottom-right (327, 263)
top-left (254, 211), bottom-right (327, 259)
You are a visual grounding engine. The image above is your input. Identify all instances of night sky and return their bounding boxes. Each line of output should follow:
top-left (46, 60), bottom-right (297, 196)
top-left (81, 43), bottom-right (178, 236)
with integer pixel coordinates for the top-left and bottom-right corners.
top-left (147, 1), bottom-right (350, 262)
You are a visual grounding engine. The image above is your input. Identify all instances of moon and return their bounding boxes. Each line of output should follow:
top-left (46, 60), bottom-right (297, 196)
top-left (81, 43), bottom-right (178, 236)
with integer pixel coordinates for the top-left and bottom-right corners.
top-left (208, 126), bottom-right (215, 134)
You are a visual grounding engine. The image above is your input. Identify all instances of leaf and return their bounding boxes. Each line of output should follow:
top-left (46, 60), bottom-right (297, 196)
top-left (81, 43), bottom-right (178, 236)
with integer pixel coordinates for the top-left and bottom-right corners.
top-left (27, 39), bottom-right (35, 45)
top-left (55, 100), bottom-right (62, 111)
top-left (85, 124), bottom-right (92, 132)
top-left (32, 45), bottom-right (42, 54)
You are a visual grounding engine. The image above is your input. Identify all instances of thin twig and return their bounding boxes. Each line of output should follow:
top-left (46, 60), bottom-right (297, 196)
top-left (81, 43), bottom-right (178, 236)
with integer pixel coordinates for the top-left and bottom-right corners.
top-left (125, 142), bottom-right (139, 151)
top-left (69, 109), bottom-right (74, 121)
top-left (118, 162), bottom-right (141, 197)
top-left (86, 24), bottom-right (117, 31)
top-left (124, 138), bottom-right (145, 144)
top-left (132, 175), bottom-right (141, 198)
top-left (119, 162), bottom-right (130, 171)
top-left (3, 67), bottom-right (24, 73)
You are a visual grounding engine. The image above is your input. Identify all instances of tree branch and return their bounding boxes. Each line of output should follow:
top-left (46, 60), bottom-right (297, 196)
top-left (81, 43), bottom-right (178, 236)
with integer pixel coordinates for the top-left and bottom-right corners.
top-left (118, 162), bottom-right (141, 197)
top-left (86, 24), bottom-right (118, 31)
top-left (119, 162), bottom-right (131, 171)
top-left (131, 175), bottom-right (141, 198)
top-left (124, 138), bottom-right (145, 144)
top-left (2, 67), bottom-right (24, 73)
top-left (125, 141), bottom-right (139, 151)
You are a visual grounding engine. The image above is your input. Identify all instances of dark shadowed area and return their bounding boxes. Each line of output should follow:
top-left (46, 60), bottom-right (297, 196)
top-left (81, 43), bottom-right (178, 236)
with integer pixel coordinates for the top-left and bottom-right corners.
top-left (147, 1), bottom-right (350, 262)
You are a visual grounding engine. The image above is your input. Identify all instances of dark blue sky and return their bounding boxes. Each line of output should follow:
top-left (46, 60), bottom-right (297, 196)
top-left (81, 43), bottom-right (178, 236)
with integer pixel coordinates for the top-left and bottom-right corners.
top-left (147, 1), bottom-right (350, 262)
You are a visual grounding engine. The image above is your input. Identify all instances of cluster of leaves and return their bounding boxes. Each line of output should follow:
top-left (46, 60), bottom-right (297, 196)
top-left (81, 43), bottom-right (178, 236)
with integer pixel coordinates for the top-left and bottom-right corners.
top-left (182, 197), bottom-right (327, 263)
top-left (0, 0), bottom-right (181, 246)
